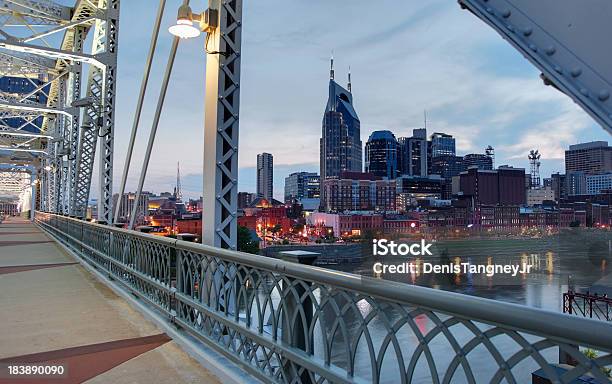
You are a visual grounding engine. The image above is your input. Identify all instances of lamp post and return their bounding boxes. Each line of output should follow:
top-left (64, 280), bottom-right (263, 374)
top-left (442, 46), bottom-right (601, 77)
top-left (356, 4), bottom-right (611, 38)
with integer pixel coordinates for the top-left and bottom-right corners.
top-left (169, 0), bottom-right (242, 250)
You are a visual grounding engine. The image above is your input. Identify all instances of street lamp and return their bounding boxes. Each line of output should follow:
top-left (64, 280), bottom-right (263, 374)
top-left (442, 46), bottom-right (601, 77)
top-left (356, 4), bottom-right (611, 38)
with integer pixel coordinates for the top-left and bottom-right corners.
top-left (168, 4), bottom-right (217, 40)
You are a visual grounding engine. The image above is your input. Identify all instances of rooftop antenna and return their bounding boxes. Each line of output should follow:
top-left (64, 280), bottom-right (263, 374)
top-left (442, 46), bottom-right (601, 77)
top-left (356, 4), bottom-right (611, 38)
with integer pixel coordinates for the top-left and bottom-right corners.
top-left (348, 66), bottom-right (352, 92)
top-left (330, 51), bottom-right (335, 80)
top-left (424, 109), bottom-right (427, 130)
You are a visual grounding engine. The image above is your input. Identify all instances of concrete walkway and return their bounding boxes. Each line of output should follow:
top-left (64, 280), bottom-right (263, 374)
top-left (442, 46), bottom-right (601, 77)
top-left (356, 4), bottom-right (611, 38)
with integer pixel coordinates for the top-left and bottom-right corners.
top-left (0, 217), bottom-right (222, 383)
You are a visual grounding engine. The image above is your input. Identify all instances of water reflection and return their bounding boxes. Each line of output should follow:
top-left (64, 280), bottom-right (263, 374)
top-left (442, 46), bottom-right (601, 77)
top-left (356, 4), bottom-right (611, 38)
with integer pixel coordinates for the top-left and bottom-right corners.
top-left (331, 230), bottom-right (612, 312)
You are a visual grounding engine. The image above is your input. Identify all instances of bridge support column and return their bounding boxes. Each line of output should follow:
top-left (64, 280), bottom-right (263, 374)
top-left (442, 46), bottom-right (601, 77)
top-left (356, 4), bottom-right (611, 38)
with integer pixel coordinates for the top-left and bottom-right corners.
top-left (202, 0), bottom-right (242, 250)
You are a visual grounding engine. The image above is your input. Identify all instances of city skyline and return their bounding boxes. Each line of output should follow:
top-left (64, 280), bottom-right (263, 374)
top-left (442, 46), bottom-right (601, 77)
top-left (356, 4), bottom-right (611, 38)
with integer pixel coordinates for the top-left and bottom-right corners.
top-left (90, 0), bottom-right (609, 201)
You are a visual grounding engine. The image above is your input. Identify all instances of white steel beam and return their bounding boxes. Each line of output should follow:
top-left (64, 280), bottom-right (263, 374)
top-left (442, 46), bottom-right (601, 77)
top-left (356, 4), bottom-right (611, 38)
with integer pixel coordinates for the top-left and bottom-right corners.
top-left (202, 0), bottom-right (243, 249)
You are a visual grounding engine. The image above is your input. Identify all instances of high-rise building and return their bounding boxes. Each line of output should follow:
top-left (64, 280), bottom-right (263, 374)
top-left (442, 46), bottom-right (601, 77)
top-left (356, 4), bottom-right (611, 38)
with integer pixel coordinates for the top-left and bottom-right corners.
top-left (365, 130), bottom-right (398, 179)
top-left (459, 166), bottom-right (525, 206)
top-left (320, 58), bottom-right (362, 181)
top-left (586, 173), bottom-right (612, 195)
top-left (565, 141), bottom-right (612, 174)
top-left (567, 172), bottom-right (586, 196)
top-left (463, 153), bottom-right (493, 170)
top-left (257, 153), bottom-right (273, 200)
top-left (550, 173), bottom-right (567, 201)
top-left (320, 176), bottom-right (396, 212)
top-left (284, 172), bottom-right (320, 203)
top-left (430, 155), bottom-right (466, 179)
top-left (396, 175), bottom-right (443, 210)
top-left (430, 132), bottom-right (456, 158)
top-left (398, 128), bottom-right (428, 177)
top-left (430, 155), bottom-right (466, 199)
top-left (0, 76), bottom-right (49, 131)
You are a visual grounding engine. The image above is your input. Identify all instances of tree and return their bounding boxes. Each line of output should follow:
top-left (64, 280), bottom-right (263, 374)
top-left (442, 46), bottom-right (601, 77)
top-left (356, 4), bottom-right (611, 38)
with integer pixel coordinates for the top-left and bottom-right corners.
top-left (271, 224), bottom-right (282, 235)
top-left (569, 220), bottom-right (581, 228)
top-left (237, 226), bottom-right (260, 254)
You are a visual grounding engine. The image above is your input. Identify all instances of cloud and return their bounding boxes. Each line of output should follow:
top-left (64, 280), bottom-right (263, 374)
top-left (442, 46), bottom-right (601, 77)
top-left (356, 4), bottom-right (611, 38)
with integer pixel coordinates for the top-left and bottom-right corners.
top-left (84, 0), bottom-right (610, 201)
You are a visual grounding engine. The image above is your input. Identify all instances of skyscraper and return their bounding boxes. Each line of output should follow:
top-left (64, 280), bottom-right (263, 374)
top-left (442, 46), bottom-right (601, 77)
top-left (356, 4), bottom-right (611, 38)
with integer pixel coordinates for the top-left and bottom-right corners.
top-left (320, 58), bottom-right (362, 181)
top-left (398, 128), bottom-right (428, 177)
top-left (257, 153), bottom-right (273, 200)
top-left (365, 130), bottom-right (398, 179)
top-left (463, 153), bottom-right (493, 170)
top-left (430, 132), bottom-right (456, 158)
top-left (565, 141), bottom-right (612, 174)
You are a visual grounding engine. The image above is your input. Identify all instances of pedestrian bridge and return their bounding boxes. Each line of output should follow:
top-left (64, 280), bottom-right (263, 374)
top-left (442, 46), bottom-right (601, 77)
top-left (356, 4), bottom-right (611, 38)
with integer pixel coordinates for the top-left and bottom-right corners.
top-left (1, 213), bottom-right (611, 383)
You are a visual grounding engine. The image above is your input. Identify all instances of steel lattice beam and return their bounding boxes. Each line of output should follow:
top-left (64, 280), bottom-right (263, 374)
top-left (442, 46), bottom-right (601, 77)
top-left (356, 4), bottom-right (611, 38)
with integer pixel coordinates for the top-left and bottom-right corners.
top-left (460, 0), bottom-right (612, 134)
top-left (202, 0), bottom-right (243, 249)
top-left (1, 0), bottom-right (118, 220)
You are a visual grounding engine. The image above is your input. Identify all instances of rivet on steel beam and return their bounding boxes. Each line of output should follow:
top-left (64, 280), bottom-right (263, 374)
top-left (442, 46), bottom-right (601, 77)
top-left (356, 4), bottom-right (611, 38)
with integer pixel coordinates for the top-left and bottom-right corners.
top-left (501, 9), bottom-right (511, 18)
top-left (486, 8), bottom-right (493, 14)
top-left (523, 28), bottom-right (532, 36)
top-left (580, 88), bottom-right (589, 96)
top-left (571, 68), bottom-right (582, 77)
top-left (506, 25), bottom-right (514, 32)
top-left (599, 90), bottom-right (610, 101)
top-left (554, 66), bottom-right (562, 74)
top-left (528, 44), bottom-right (537, 52)
top-left (545, 46), bottom-right (556, 55)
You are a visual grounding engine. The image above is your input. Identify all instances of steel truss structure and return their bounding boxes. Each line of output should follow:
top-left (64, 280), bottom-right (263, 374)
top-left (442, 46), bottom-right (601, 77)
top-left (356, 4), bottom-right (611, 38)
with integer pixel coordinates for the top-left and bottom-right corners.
top-left (0, 0), bottom-right (119, 221)
top-left (460, 0), bottom-right (612, 134)
top-left (203, 0), bottom-right (243, 249)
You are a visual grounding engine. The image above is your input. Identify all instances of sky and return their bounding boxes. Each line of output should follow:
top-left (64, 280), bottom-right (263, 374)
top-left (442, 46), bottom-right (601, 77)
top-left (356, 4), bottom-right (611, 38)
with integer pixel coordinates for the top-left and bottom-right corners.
top-left (88, 0), bottom-right (610, 201)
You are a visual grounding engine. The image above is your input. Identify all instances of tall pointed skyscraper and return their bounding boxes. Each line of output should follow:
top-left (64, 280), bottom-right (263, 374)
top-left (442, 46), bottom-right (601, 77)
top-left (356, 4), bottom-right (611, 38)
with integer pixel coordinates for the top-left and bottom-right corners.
top-left (320, 58), bottom-right (362, 181)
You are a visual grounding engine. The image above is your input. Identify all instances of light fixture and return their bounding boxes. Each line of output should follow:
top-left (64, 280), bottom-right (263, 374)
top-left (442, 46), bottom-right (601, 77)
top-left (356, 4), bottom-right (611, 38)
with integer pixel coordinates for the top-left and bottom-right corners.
top-left (168, 4), bottom-right (201, 39)
top-left (44, 165), bottom-right (51, 171)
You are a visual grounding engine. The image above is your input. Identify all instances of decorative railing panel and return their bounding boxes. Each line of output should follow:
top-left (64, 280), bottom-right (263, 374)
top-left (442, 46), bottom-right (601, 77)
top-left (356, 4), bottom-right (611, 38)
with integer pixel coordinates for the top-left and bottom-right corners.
top-left (35, 212), bottom-right (612, 384)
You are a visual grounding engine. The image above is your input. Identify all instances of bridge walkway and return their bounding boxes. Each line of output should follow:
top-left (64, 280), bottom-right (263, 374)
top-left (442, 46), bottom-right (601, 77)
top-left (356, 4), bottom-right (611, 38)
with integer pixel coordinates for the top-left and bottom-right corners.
top-left (0, 217), bottom-right (222, 383)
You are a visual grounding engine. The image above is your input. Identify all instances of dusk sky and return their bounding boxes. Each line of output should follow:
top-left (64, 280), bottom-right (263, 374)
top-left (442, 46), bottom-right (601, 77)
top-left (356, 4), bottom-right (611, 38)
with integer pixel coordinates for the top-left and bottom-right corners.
top-left (91, 0), bottom-right (610, 200)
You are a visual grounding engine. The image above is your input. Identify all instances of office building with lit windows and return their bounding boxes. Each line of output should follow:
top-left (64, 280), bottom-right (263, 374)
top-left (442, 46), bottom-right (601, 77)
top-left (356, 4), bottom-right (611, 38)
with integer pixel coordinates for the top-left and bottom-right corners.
top-left (365, 130), bottom-right (398, 179)
top-left (284, 172), bottom-right (320, 203)
top-left (430, 132), bottom-right (456, 158)
top-left (257, 153), bottom-right (273, 200)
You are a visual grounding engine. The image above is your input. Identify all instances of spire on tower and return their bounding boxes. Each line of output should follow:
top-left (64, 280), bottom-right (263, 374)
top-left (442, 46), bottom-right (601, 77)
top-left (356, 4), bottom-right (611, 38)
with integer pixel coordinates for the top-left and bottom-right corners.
top-left (175, 161), bottom-right (182, 201)
top-left (348, 66), bottom-right (352, 92)
top-left (330, 52), bottom-right (335, 80)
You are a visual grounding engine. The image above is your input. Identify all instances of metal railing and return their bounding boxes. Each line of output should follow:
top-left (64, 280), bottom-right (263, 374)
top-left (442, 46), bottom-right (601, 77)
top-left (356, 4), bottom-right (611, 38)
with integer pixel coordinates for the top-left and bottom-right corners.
top-left (564, 290), bottom-right (612, 322)
top-left (35, 212), bottom-right (612, 383)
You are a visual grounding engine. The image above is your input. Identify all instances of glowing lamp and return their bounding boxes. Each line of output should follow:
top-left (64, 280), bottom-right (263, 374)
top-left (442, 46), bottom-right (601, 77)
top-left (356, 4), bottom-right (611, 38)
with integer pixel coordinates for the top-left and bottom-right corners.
top-left (168, 5), bottom-right (201, 39)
